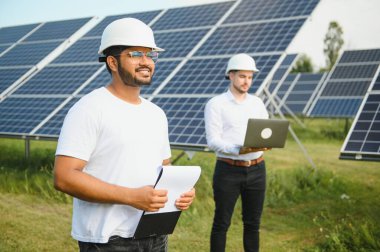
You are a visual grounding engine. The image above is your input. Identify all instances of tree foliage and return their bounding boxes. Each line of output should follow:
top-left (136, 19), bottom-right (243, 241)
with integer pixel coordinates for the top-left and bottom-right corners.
top-left (324, 21), bottom-right (344, 71)
top-left (291, 54), bottom-right (314, 73)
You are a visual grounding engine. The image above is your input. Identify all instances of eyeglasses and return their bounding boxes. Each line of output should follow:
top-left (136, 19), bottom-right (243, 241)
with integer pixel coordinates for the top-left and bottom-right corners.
top-left (123, 51), bottom-right (159, 63)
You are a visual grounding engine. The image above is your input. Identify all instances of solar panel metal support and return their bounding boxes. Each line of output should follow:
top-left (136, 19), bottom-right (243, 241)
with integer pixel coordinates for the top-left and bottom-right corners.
top-left (263, 86), bottom-right (317, 170)
top-left (25, 138), bottom-right (30, 159)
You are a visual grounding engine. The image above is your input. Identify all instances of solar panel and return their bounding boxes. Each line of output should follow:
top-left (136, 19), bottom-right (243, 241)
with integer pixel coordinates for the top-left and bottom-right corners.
top-left (340, 70), bottom-right (380, 161)
top-left (195, 19), bottom-right (306, 56)
top-left (24, 18), bottom-right (91, 42)
top-left (224, 0), bottom-right (319, 23)
top-left (155, 29), bottom-right (210, 58)
top-left (84, 11), bottom-right (162, 37)
top-left (151, 96), bottom-right (208, 148)
top-left (159, 55), bottom-right (280, 95)
top-left (0, 23), bottom-right (39, 44)
top-left (0, 45), bottom-right (10, 55)
top-left (52, 38), bottom-right (99, 64)
top-left (0, 18), bottom-right (92, 98)
top-left (0, 68), bottom-right (31, 94)
top-left (152, 2), bottom-right (234, 30)
top-left (0, 97), bottom-right (65, 134)
top-left (34, 98), bottom-right (80, 136)
top-left (0, 41), bottom-right (62, 66)
top-left (308, 49), bottom-right (380, 117)
top-left (13, 65), bottom-right (102, 95)
top-left (279, 73), bottom-right (327, 114)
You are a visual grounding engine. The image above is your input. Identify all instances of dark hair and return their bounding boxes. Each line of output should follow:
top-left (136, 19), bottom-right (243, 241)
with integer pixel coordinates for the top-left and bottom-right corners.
top-left (101, 46), bottom-right (130, 74)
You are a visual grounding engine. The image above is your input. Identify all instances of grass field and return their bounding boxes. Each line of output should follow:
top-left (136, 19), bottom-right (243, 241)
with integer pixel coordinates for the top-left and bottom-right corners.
top-left (0, 118), bottom-right (379, 251)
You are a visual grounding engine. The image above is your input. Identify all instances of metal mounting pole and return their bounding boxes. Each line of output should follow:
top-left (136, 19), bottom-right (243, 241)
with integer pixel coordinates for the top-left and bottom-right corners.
top-left (25, 139), bottom-right (30, 160)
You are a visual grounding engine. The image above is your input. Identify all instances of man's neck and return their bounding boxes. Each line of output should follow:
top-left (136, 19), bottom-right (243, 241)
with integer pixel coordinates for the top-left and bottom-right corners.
top-left (229, 87), bottom-right (247, 102)
top-left (107, 82), bottom-right (141, 105)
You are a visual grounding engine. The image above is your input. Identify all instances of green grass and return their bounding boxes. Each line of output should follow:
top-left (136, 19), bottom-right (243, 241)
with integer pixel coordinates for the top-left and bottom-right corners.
top-left (0, 118), bottom-right (379, 251)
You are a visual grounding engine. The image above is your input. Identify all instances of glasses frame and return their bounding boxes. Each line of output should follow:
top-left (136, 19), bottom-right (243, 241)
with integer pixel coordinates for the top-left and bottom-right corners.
top-left (114, 50), bottom-right (159, 63)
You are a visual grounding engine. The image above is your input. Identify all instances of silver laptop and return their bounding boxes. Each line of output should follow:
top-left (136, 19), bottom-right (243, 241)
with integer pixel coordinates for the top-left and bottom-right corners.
top-left (243, 118), bottom-right (290, 148)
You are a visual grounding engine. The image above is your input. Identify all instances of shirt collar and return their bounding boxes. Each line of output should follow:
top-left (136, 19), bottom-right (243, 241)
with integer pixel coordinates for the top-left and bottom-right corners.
top-left (226, 88), bottom-right (250, 104)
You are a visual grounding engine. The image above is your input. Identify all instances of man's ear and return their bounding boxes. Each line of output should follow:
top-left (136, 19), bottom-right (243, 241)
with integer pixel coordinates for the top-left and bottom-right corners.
top-left (229, 71), bottom-right (235, 80)
top-left (106, 56), bottom-right (118, 73)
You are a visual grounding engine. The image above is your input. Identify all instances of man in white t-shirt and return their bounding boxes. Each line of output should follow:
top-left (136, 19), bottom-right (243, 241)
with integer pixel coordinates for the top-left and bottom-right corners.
top-left (204, 54), bottom-right (271, 252)
top-left (54, 18), bottom-right (195, 251)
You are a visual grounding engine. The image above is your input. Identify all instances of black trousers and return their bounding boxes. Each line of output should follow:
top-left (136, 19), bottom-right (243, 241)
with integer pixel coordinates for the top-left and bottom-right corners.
top-left (210, 160), bottom-right (266, 252)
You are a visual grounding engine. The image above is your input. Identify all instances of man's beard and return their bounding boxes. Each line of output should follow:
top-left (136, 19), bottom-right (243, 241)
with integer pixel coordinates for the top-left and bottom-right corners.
top-left (117, 63), bottom-right (153, 87)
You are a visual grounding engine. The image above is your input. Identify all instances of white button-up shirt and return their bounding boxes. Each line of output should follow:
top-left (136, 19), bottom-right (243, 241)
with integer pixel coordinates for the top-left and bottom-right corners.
top-left (204, 89), bottom-right (269, 161)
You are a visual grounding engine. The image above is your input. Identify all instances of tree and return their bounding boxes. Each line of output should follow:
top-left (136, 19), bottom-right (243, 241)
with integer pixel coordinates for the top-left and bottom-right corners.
top-left (291, 54), bottom-right (314, 73)
top-left (324, 21), bottom-right (344, 71)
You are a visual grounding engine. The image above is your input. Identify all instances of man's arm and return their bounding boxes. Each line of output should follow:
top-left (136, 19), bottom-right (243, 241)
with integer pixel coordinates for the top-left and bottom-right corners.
top-left (54, 155), bottom-right (168, 212)
top-left (204, 101), bottom-right (240, 155)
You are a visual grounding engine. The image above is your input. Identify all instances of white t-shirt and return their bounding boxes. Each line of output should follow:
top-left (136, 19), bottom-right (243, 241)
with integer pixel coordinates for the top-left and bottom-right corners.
top-left (56, 87), bottom-right (171, 243)
top-left (204, 89), bottom-right (269, 160)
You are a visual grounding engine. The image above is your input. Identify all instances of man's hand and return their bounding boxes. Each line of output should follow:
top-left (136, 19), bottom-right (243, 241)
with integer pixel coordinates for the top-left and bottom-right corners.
top-left (239, 147), bottom-right (272, 154)
top-left (128, 186), bottom-right (168, 212)
top-left (175, 188), bottom-right (196, 211)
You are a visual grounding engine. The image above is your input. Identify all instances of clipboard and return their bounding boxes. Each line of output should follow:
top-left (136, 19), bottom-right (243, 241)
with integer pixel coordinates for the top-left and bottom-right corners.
top-left (133, 166), bottom-right (201, 239)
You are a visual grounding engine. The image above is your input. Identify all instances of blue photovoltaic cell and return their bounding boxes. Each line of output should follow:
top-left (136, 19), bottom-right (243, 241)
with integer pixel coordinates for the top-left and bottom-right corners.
top-left (52, 38), bottom-right (99, 64)
top-left (84, 11), bottom-right (161, 37)
top-left (195, 19), bottom-right (306, 56)
top-left (309, 49), bottom-right (380, 117)
top-left (79, 69), bottom-right (110, 95)
top-left (224, 0), bottom-right (319, 24)
top-left (282, 73), bottom-right (325, 114)
top-left (0, 68), bottom-right (31, 94)
top-left (321, 80), bottom-right (370, 96)
top-left (341, 94), bottom-right (380, 160)
top-left (311, 98), bottom-right (362, 117)
top-left (161, 55), bottom-right (280, 95)
top-left (339, 49), bottom-right (380, 63)
top-left (0, 23), bottom-right (39, 44)
top-left (24, 18), bottom-right (91, 42)
top-left (267, 54), bottom-right (297, 94)
top-left (141, 60), bottom-right (181, 95)
top-left (152, 97), bottom-right (208, 146)
top-left (35, 98), bottom-right (80, 136)
top-left (0, 41), bottom-right (62, 66)
top-left (155, 29), bottom-right (209, 58)
top-left (152, 2), bottom-right (234, 30)
top-left (14, 65), bottom-right (102, 95)
top-left (330, 65), bottom-right (378, 79)
top-left (0, 45), bottom-right (10, 55)
top-left (0, 97), bottom-right (65, 134)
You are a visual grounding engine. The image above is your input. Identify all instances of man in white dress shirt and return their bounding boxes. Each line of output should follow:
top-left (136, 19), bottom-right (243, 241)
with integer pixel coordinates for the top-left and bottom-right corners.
top-left (204, 53), bottom-right (270, 252)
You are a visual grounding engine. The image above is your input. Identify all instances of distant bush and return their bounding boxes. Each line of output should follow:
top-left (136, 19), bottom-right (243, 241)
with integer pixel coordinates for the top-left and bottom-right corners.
top-left (265, 166), bottom-right (346, 207)
top-left (309, 212), bottom-right (380, 251)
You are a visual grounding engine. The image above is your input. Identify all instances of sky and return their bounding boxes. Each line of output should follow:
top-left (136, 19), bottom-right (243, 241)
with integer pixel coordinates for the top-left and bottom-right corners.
top-left (1, 0), bottom-right (380, 70)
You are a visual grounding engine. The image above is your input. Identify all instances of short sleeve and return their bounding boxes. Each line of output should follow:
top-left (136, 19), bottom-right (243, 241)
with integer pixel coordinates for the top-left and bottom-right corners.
top-left (55, 102), bottom-right (99, 161)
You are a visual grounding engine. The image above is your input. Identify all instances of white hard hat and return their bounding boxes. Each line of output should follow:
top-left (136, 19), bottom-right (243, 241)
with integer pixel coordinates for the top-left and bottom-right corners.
top-left (98, 18), bottom-right (164, 55)
top-left (225, 53), bottom-right (259, 79)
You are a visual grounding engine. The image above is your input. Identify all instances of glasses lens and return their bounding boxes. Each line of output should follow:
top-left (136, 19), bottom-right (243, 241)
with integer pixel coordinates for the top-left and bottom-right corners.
top-left (127, 51), bottom-right (158, 63)
top-left (147, 51), bottom-right (159, 62)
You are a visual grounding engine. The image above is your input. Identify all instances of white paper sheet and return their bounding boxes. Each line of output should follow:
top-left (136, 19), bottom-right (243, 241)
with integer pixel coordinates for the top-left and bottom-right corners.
top-left (145, 165), bottom-right (201, 214)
